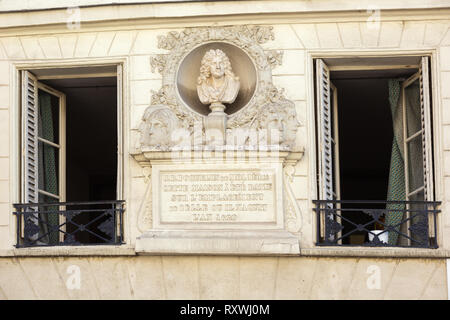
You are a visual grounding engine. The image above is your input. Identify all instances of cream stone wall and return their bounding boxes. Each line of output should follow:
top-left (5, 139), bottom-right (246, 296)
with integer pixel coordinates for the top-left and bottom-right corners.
top-left (0, 1), bottom-right (449, 299)
top-left (0, 42), bottom-right (11, 251)
top-left (0, 256), bottom-right (446, 300)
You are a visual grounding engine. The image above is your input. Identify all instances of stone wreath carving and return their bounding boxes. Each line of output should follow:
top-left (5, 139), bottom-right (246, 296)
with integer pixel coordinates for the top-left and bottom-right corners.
top-left (134, 25), bottom-right (300, 152)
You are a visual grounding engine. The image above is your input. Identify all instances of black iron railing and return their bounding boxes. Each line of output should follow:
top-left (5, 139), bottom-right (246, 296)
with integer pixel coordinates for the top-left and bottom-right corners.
top-left (313, 200), bottom-right (441, 248)
top-left (13, 201), bottom-right (125, 248)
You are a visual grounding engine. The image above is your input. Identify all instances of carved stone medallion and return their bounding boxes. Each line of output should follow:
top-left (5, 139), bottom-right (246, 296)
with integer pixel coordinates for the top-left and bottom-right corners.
top-left (134, 24), bottom-right (300, 151)
top-left (178, 42), bottom-right (255, 116)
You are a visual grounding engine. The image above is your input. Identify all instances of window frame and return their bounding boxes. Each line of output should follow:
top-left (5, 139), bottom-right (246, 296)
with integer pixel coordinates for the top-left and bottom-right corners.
top-left (11, 59), bottom-right (128, 251)
top-left (307, 50), bottom-right (443, 251)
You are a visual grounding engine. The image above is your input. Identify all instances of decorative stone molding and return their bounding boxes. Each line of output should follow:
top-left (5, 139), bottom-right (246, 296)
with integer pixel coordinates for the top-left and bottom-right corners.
top-left (134, 155), bottom-right (303, 255)
top-left (132, 151), bottom-right (305, 238)
top-left (283, 162), bottom-right (303, 233)
top-left (137, 167), bottom-right (153, 233)
top-left (150, 85), bottom-right (201, 131)
top-left (132, 25), bottom-right (305, 255)
top-left (151, 25), bottom-right (278, 73)
top-left (133, 25), bottom-right (302, 153)
top-left (266, 50), bottom-right (284, 69)
top-left (227, 89), bottom-right (299, 149)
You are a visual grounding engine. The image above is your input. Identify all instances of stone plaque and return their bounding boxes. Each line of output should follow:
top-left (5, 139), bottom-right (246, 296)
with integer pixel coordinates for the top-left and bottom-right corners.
top-left (152, 163), bottom-right (284, 229)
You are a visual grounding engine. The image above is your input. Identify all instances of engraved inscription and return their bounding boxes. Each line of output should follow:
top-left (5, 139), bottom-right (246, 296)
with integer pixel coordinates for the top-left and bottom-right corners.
top-left (159, 170), bottom-right (276, 224)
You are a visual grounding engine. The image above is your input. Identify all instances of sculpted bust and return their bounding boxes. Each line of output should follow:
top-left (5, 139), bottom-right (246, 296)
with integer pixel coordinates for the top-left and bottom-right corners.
top-left (197, 49), bottom-right (240, 106)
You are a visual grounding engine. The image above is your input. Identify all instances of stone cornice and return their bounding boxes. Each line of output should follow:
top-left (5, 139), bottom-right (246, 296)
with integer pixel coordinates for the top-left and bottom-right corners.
top-left (1, 0), bottom-right (449, 14)
top-left (132, 149), bottom-right (304, 167)
top-left (0, 3), bottom-right (449, 34)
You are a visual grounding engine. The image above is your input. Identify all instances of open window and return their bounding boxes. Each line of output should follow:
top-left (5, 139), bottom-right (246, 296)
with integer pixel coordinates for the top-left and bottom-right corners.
top-left (14, 65), bottom-right (125, 247)
top-left (313, 56), bottom-right (440, 248)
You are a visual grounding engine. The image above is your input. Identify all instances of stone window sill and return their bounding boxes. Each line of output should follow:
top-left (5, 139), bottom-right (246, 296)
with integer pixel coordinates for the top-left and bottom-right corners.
top-left (0, 245), bottom-right (136, 257)
top-left (2, 245), bottom-right (449, 258)
top-left (300, 246), bottom-right (450, 259)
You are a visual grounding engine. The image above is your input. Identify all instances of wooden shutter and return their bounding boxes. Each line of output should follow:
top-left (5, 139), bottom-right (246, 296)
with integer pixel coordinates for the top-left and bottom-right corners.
top-left (316, 59), bottom-right (334, 203)
top-left (402, 56), bottom-right (433, 202)
top-left (419, 56), bottom-right (433, 201)
top-left (116, 64), bottom-right (123, 200)
top-left (21, 71), bottom-right (39, 203)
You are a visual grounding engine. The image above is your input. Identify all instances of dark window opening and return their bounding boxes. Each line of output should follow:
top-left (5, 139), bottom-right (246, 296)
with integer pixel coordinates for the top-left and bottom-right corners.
top-left (332, 77), bottom-right (395, 245)
top-left (41, 77), bottom-right (118, 244)
top-left (314, 57), bottom-right (439, 248)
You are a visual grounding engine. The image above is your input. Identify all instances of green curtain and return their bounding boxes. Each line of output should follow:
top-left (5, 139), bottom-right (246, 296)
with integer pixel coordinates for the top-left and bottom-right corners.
top-left (386, 80), bottom-right (406, 245)
top-left (38, 92), bottom-right (59, 245)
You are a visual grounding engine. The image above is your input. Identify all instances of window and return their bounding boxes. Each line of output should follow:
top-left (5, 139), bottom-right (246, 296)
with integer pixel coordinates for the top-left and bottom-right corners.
top-left (14, 65), bottom-right (125, 247)
top-left (313, 56), bottom-right (440, 248)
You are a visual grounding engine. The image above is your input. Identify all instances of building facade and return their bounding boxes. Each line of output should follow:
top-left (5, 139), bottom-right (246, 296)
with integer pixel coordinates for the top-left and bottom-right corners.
top-left (0, 0), bottom-right (450, 299)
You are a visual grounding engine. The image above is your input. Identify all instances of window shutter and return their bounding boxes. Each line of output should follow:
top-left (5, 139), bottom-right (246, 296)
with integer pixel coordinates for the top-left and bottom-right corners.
top-left (316, 59), bottom-right (334, 203)
top-left (22, 71), bottom-right (39, 203)
top-left (419, 56), bottom-right (433, 201)
top-left (116, 64), bottom-right (123, 200)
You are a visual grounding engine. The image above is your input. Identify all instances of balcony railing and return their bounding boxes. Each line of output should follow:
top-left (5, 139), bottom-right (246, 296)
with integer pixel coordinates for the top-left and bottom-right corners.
top-left (313, 200), bottom-right (441, 248)
top-left (13, 201), bottom-right (125, 248)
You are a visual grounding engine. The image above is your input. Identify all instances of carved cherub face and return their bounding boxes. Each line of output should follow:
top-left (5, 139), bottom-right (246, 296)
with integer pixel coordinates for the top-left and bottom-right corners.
top-left (257, 105), bottom-right (300, 146)
top-left (259, 107), bottom-right (284, 145)
top-left (267, 114), bottom-right (284, 145)
top-left (140, 107), bottom-right (181, 148)
top-left (147, 118), bottom-right (168, 145)
top-left (285, 108), bottom-right (301, 139)
top-left (267, 114), bottom-right (284, 131)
